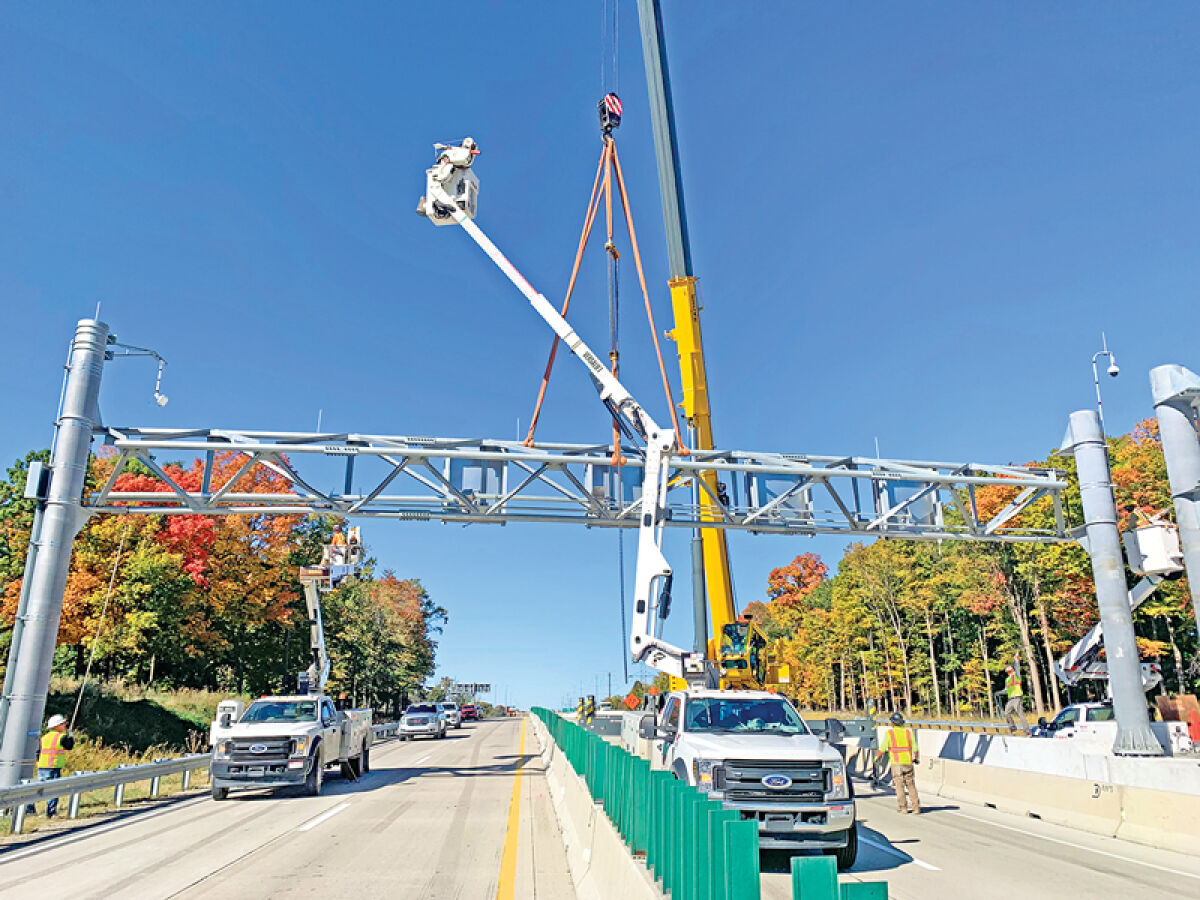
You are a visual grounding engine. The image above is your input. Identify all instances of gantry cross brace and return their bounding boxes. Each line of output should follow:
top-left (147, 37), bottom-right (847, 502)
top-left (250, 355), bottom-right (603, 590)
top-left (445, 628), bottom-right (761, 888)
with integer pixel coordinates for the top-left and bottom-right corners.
top-left (88, 427), bottom-right (1070, 542)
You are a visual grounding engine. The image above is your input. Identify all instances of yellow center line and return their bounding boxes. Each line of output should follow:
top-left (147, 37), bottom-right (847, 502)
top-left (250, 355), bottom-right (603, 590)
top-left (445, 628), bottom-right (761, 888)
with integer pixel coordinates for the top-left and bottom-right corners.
top-left (495, 717), bottom-right (526, 900)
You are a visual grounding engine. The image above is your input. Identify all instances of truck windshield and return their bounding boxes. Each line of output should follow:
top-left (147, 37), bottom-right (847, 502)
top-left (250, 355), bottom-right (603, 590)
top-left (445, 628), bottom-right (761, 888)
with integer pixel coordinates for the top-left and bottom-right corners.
top-left (241, 700), bottom-right (318, 723)
top-left (407, 704), bottom-right (438, 714)
top-left (685, 698), bottom-right (809, 735)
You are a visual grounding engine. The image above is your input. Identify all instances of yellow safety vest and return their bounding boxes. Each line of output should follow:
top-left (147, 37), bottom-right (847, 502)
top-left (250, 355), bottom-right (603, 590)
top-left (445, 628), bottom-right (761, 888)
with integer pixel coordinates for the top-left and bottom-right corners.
top-left (886, 727), bottom-right (916, 767)
top-left (1005, 672), bottom-right (1023, 699)
top-left (37, 731), bottom-right (67, 770)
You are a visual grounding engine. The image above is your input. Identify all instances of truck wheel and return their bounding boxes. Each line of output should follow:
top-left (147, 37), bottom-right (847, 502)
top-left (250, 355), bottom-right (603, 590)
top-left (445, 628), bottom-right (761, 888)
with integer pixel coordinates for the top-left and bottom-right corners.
top-left (212, 786), bottom-right (229, 801)
top-left (826, 824), bottom-right (858, 871)
top-left (305, 753), bottom-right (323, 796)
top-left (361, 741), bottom-right (370, 774)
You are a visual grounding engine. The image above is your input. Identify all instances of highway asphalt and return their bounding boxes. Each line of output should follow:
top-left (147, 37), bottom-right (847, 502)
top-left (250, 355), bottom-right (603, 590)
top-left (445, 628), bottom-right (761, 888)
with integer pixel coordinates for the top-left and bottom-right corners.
top-left (761, 778), bottom-right (1200, 900)
top-left (0, 717), bottom-right (574, 899)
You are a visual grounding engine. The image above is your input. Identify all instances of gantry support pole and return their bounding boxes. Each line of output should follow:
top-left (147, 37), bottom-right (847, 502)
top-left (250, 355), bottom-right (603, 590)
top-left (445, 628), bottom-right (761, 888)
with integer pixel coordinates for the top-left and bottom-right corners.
top-left (0, 320), bottom-right (105, 787)
top-left (1150, 364), bottom-right (1200, 642)
top-left (1063, 410), bottom-right (1163, 756)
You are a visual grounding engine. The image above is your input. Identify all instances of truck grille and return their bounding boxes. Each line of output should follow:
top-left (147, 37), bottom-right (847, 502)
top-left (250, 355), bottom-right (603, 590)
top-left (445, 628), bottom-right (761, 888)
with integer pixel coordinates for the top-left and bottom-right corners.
top-left (718, 759), bottom-right (827, 803)
top-left (229, 737), bottom-right (291, 763)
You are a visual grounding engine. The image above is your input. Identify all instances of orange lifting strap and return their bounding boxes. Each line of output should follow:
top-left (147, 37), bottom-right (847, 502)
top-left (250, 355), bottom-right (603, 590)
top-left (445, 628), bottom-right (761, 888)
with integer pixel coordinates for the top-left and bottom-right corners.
top-left (522, 136), bottom-right (685, 458)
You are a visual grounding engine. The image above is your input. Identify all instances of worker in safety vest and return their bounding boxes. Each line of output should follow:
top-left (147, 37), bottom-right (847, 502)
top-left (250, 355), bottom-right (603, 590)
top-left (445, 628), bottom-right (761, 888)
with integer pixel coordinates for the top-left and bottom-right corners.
top-left (25, 713), bottom-right (75, 818)
top-left (879, 712), bottom-right (920, 814)
top-left (1003, 660), bottom-right (1026, 731)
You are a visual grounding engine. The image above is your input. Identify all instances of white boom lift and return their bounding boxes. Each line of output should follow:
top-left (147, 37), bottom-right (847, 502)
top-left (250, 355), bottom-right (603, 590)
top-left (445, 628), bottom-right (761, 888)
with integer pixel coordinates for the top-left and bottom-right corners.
top-left (418, 139), bottom-right (711, 685)
top-left (1054, 518), bottom-right (1183, 693)
top-left (297, 526), bottom-right (365, 692)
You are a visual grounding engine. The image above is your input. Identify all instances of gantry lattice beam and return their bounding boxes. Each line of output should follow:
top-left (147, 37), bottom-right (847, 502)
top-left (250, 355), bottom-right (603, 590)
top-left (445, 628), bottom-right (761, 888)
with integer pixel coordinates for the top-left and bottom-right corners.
top-left (88, 427), bottom-right (1071, 542)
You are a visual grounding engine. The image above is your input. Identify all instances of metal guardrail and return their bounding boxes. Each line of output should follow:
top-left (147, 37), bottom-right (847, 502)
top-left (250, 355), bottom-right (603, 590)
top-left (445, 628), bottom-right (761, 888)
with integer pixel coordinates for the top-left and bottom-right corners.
top-left (1, 753), bottom-right (210, 835)
top-left (0, 720), bottom-right (402, 836)
top-left (907, 718), bottom-right (1022, 735)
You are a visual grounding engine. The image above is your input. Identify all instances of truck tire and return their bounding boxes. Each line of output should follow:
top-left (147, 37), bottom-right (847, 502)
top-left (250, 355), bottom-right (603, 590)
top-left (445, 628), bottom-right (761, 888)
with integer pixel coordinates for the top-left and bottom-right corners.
top-left (825, 824), bottom-right (858, 871)
top-left (212, 786), bottom-right (229, 801)
top-left (305, 751), bottom-right (323, 796)
top-left (360, 741), bottom-right (370, 774)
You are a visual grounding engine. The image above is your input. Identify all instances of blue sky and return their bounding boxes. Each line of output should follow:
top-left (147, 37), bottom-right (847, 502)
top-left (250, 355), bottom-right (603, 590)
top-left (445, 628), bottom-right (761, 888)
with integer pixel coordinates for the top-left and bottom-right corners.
top-left (3, 3), bottom-right (1199, 709)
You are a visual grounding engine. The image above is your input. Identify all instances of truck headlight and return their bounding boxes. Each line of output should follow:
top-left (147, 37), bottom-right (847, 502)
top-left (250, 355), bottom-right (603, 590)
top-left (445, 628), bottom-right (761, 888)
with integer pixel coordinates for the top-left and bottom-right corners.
top-left (825, 760), bottom-right (849, 801)
top-left (214, 740), bottom-right (234, 760)
top-left (290, 736), bottom-right (309, 757)
top-left (692, 758), bottom-right (719, 792)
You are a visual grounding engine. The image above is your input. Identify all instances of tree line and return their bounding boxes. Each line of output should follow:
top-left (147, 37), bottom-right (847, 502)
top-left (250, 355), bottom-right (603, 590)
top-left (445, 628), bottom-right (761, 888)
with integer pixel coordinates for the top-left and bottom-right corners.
top-left (747, 420), bottom-right (1197, 717)
top-left (0, 448), bottom-right (447, 709)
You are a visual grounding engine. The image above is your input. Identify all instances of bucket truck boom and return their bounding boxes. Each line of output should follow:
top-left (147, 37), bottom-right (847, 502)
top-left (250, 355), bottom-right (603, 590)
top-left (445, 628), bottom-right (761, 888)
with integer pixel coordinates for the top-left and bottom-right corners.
top-left (418, 140), bottom-right (710, 685)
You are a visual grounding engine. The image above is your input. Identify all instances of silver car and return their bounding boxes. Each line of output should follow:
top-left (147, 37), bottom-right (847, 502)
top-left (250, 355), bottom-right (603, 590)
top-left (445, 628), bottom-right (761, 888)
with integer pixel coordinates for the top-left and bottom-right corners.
top-left (400, 703), bottom-right (447, 740)
top-left (442, 701), bottom-right (463, 729)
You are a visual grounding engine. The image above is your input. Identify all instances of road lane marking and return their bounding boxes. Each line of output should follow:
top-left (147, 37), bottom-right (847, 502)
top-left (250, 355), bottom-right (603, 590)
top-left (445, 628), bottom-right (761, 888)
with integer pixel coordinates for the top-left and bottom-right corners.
top-left (858, 834), bottom-right (941, 871)
top-left (947, 810), bottom-right (1200, 881)
top-left (495, 717), bottom-right (526, 900)
top-left (0, 795), bottom-right (210, 864)
top-left (297, 801), bottom-right (350, 832)
top-left (415, 754), bottom-right (432, 764)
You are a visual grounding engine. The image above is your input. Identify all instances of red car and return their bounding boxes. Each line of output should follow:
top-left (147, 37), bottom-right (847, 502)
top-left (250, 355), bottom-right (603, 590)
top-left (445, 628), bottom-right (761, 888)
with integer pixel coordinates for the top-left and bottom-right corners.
top-left (460, 704), bottom-right (479, 721)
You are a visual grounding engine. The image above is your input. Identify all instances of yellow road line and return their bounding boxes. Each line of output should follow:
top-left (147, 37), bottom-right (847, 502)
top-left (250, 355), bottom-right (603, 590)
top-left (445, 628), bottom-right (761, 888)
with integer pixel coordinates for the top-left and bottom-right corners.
top-left (495, 717), bottom-right (526, 900)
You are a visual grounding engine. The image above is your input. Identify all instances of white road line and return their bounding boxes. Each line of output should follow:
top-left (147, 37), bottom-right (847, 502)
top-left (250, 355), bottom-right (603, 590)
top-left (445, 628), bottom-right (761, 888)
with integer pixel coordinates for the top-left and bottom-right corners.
top-left (858, 834), bottom-right (941, 871)
top-left (296, 801), bottom-right (350, 832)
top-left (947, 810), bottom-right (1200, 881)
top-left (415, 754), bottom-right (432, 764)
top-left (0, 795), bottom-right (210, 864)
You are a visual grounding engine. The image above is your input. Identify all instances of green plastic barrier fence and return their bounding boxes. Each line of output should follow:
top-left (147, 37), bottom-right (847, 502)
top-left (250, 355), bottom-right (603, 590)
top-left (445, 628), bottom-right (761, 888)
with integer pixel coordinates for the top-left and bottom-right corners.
top-left (530, 708), bottom-right (886, 900)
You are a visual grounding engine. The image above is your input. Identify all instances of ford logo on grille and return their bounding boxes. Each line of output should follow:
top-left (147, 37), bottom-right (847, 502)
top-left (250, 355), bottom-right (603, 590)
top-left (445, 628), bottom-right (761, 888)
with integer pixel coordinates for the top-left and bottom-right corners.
top-left (249, 743), bottom-right (268, 754)
top-left (761, 774), bottom-right (792, 790)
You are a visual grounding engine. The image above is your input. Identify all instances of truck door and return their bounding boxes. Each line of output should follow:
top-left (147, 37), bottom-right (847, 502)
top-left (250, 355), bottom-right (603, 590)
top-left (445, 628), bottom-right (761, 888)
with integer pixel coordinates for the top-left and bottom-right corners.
top-left (321, 699), bottom-right (342, 762)
top-left (658, 697), bottom-right (681, 769)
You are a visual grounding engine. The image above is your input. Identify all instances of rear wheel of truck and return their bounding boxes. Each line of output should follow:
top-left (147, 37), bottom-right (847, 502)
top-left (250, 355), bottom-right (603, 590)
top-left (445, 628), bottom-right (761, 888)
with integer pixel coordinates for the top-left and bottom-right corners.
top-left (212, 786), bottom-right (229, 801)
top-left (305, 753), bottom-right (323, 796)
top-left (361, 741), bottom-right (370, 773)
top-left (825, 824), bottom-right (858, 871)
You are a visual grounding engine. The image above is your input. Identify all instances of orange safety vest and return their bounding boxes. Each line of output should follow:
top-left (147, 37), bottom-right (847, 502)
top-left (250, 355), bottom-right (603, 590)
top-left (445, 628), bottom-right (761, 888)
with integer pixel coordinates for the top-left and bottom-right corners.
top-left (37, 730), bottom-right (67, 770)
top-left (886, 727), bottom-right (916, 767)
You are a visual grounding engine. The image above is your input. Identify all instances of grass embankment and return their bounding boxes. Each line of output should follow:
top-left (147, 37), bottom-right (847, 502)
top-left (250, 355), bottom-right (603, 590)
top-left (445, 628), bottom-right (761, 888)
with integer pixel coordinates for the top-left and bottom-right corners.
top-left (2, 680), bottom-right (242, 838)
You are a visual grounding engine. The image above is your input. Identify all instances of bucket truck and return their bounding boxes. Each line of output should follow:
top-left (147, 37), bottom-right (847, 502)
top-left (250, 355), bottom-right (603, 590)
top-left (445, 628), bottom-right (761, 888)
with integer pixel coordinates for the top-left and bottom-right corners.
top-left (419, 141), bottom-right (856, 864)
top-left (208, 528), bottom-right (374, 800)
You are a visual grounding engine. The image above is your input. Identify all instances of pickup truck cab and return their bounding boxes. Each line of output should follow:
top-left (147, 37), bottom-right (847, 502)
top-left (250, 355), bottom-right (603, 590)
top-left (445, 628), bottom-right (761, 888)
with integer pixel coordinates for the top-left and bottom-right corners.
top-left (1032, 702), bottom-right (1115, 738)
top-left (210, 694), bottom-right (373, 800)
top-left (640, 690), bottom-right (856, 868)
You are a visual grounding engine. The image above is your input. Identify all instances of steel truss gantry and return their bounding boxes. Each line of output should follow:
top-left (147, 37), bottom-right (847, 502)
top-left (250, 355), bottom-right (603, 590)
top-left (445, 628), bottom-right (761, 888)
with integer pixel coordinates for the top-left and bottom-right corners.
top-left (88, 426), bottom-right (1070, 542)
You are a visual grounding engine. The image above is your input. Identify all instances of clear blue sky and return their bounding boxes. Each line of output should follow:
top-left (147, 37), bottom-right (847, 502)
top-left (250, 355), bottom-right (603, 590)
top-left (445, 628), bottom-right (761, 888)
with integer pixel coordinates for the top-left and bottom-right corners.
top-left (3, 3), bottom-right (1199, 710)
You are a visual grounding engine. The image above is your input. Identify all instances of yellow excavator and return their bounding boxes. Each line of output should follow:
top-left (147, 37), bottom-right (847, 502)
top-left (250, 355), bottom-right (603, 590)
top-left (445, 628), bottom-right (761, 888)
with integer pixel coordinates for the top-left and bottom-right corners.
top-left (635, 0), bottom-right (780, 691)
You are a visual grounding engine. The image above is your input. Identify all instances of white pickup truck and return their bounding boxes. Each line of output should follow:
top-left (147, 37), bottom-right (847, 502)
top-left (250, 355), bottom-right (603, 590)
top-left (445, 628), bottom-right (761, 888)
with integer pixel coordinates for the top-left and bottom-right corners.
top-left (640, 689), bottom-right (857, 868)
top-left (210, 694), bottom-right (373, 799)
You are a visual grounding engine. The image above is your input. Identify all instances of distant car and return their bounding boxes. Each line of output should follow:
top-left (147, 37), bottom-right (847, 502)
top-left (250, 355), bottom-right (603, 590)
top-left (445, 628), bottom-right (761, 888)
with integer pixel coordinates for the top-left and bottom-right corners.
top-left (443, 701), bottom-right (462, 729)
top-left (460, 704), bottom-right (479, 721)
top-left (400, 703), bottom-right (447, 740)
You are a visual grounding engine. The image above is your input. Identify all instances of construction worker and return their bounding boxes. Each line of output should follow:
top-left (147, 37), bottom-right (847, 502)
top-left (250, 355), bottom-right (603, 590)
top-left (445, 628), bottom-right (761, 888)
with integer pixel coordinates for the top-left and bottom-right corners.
top-left (879, 712), bottom-right (920, 814)
top-left (25, 713), bottom-right (74, 818)
top-left (1003, 660), bottom-right (1026, 731)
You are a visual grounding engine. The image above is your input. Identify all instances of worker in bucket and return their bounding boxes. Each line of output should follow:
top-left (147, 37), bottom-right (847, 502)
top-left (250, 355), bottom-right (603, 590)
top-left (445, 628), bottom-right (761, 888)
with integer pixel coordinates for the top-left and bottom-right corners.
top-left (25, 713), bottom-right (75, 818)
top-left (879, 712), bottom-right (920, 814)
top-left (1003, 660), bottom-right (1026, 731)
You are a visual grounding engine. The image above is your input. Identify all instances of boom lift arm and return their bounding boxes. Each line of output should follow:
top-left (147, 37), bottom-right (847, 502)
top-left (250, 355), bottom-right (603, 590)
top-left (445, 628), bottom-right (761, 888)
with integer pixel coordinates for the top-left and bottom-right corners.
top-left (418, 141), bottom-right (706, 682)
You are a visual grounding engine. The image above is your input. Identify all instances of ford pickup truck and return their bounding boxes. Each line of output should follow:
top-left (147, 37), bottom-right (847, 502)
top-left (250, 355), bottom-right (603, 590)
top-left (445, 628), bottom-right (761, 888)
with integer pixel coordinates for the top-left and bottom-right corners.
top-left (640, 689), bottom-right (857, 868)
top-left (210, 694), bottom-right (373, 799)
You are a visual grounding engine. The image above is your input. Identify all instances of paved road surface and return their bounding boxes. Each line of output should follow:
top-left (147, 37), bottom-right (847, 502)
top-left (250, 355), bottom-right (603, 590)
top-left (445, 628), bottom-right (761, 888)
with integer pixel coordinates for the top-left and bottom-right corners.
top-left (761, 779), bottom-right (1200, 900)
top-left (0, 718), bottom-right (574, 900)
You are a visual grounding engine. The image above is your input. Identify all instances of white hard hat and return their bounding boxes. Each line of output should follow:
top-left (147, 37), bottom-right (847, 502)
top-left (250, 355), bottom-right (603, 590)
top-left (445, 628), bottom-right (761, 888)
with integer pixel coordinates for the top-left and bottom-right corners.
top-left (46, 714), bottom-right (67, 729)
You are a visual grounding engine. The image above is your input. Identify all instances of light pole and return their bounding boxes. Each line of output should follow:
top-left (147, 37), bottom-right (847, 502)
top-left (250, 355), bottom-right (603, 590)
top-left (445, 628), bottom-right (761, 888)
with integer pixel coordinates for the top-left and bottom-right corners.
top-left (1092, 334), bottom-right (1120, 436)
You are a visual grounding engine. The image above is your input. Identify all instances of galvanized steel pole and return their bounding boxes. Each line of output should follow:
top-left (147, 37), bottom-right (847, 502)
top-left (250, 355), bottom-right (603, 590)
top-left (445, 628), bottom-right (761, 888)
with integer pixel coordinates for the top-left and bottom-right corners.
top-left (1063, 410), bottom-right (1163, 756)
top-left (0, 320), bottom-right (105, 787)
top-left (1150, 365), bottom-right (1200, 642)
